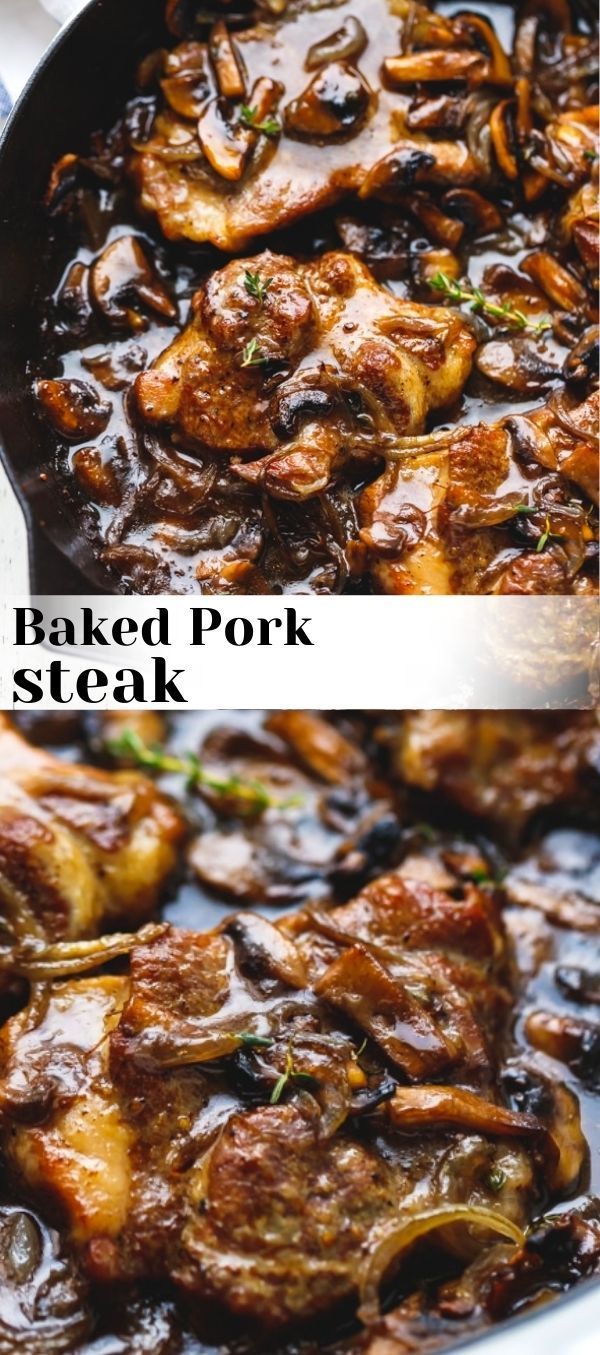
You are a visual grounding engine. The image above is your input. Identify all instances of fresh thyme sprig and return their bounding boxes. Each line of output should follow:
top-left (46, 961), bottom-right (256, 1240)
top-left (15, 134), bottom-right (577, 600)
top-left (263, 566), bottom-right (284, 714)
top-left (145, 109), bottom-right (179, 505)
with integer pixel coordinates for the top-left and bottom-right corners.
top-left (240, 105), bottom-right (281, 137)
top-left (429, 270), bottom-right (552, 337)
top-left (270, 1044), bottom-right (320, 1104)
top-left (241, 336), bottom-right (267, 368)
top-left (536, 514), bottom-right (564, 553)
top-left (244, 270), bottom-right (273, 306)
top-left (230, 1031), bottom-right (274, 1049)
top-left (107, 729), bottom-right (292, 816)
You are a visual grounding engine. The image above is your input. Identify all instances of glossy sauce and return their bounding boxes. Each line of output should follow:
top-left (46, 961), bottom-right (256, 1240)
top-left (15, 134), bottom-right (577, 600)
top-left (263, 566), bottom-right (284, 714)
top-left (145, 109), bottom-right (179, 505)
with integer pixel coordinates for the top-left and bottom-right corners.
top-left (1, 710), bottom-right (597, 1354)
top-left (33, 0), bottom-right (597, 595)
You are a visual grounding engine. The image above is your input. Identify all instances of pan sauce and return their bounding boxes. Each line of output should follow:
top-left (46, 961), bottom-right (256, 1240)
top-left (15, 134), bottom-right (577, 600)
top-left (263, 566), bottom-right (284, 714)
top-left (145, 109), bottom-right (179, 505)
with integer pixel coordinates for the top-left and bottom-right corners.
top-left (0, 709), bottom-right (598, 1354)
top-left (31, 0), bottom-right (598, 595)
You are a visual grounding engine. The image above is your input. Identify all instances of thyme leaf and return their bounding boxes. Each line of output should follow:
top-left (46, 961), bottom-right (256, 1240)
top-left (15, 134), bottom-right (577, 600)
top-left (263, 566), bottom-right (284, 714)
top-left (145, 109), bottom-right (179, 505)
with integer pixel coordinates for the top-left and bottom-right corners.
top-left (240, 105), bottom-right (281, 137)
top-left (270, 1045), bottom-right (320, 1104)
top-left (536, 514), bottom-right (564, 553)
top-left (244, 270), bottom-right (273, 306)
top-left (429, 271), bottom-right (552, 337)
top-left (107, 729), bottom-right (284, 816)
top-left (241, 336), bottom-right (267, 368)
top-left (230, 1031), bottom-right (274, 1049)
top-left (488, 1168), bottom-right (507, 1193)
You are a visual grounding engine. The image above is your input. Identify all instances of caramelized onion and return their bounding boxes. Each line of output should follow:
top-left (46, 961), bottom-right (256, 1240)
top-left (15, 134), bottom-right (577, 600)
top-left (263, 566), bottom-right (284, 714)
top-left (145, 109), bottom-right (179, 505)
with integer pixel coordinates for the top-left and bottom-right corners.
top-left (359, 1206), bottom-right (524, 1323)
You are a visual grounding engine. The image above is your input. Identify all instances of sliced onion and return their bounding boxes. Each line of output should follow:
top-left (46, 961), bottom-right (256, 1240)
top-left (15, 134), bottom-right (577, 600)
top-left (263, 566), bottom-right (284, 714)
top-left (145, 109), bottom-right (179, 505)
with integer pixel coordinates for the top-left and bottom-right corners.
top-left (5, 923), bottom-right (165, 981)
top-left (359, 1205), bottom-right (524, 1324)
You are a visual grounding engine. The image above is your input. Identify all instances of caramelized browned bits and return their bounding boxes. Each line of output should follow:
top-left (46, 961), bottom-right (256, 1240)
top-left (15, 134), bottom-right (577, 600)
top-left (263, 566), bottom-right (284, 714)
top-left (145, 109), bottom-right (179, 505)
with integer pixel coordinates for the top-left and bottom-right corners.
top-left (34, 378), bottom-right (112, 441)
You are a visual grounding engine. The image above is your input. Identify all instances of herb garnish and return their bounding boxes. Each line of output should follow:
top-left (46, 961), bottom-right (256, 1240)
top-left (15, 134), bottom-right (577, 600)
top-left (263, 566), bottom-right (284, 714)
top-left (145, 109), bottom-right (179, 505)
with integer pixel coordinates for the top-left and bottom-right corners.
top-left (240, 105), bottom-right (281, 137)
top-left (230, 1031), bottom-right (274, 1049)
top-left (244, 270), bottom-right (273, 306)
top-left (536, 515), bottom-right (564, 553)
top-left (241, 336), bottom-right (267, 368)
top-left (488, 1167), bottom-right (507, 1193)
top-left (270, 1045), bottom-right (320, 1104)
top-left (107, 729), bottom-right (288, 815)
top-left (429, 271), bottom-right (552, 337)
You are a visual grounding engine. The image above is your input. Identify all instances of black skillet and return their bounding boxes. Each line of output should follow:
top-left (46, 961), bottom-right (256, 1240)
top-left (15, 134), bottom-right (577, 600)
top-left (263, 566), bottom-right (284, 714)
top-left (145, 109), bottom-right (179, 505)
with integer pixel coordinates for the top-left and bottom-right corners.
top-left (0, 0), bottom-right (168, 594)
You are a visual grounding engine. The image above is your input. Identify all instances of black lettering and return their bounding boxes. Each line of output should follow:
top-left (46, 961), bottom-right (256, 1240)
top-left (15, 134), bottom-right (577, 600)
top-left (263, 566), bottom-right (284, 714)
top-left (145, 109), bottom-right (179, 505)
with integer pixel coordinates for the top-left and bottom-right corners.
top-left (48, 660), bottom-right (72, 703)
top-left (115, 669), bottom-right (146, 703)
top-left (191, 607), bottom-right (222, 645)
top-left (12, 668), bottom-right (42, 703)
top-left (154, 658), bottom-right (186, 702)
top-left (112, 617), bottom-right (137, 646)
top-left (142, 608), bottom-right (170, 646)
top-left (76, 669), bottom-right (108, 702)
top-left (81, 608), bottom-right (110, 646)
top-left (224, 617), bottom-right (253, 647)
top-left (258, 617), bottom-right (283, 645)
top-left (285, 608), bottom-right (313, 646)
top-left (15, 607), bottom-right (44, 645)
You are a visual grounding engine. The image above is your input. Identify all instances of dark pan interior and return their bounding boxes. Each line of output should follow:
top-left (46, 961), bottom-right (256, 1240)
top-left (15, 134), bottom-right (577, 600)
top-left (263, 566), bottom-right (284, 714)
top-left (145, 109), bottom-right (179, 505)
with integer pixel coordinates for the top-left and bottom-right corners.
top-left (0, 0), bottom-right (167, 593)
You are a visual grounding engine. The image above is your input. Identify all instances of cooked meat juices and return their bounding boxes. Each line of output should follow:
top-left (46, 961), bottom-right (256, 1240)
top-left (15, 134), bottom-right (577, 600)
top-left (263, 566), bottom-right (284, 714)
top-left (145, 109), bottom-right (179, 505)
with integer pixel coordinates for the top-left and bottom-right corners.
top-left (0, 711), bottom-right (598, 1352)
top-left (29, 0), bottom-right (597, 594)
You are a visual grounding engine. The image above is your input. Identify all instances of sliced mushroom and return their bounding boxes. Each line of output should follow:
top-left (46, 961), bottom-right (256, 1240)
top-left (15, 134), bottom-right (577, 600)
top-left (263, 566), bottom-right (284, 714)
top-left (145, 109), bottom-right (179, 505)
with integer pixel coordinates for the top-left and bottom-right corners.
top-left (454, 13), bottom-right (513, 85)
top-left (442, 187), bottom-right (503, 235)
top-left (384, 50), bottom-right (491, 87)
top-left (306, 16), bottom-right (367, 71)
top-left (266, 710), bottom-right (365, 783)
top-left (525, 1011), bottom-right (600, 1085)
top-left (35, 379), bottom-right (112, 442)
top-left (520, 251), bottom-right (588, 311)
top-left (315, 944), bottom-right (456, 1080)
top-left (55, 260), bottom-right (93, 338)
top-left (72, 447), bottom-right (122, 506)
top-left (161, 42), bottom-right (212, 120)
top-left (199, 77), bottom-right (281, 180)
top-left (476, 337), bottom-right (560, 395)
top-left (90, 236), bottom-right (177, 330)
top-left (198, 97), bottom-right (254, 179)
top-left (269, 370), bottom-right (337, 440)
top-left (387, 1085), bottom-right (544, 1139)
top-left (209, 19), bottom-right (246, 99)
top-left (285, 61), bottom-right (372, 140)
top-left (224, 912), bottom-right (308, 988)
top-left (563, 327), bottom-right (599, 384)
top-left (406, 93), bottom-right (472, 134)
top-left (360, 139), bottom-right (478, 196)
top-left (403, 194), bottom-right (464, 249)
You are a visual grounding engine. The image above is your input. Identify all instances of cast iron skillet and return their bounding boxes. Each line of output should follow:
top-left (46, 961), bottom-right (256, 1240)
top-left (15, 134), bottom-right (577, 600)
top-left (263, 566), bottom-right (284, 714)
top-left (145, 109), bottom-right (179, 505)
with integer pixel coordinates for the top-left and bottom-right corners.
top-left (0, 0), bottom-right (167, 594)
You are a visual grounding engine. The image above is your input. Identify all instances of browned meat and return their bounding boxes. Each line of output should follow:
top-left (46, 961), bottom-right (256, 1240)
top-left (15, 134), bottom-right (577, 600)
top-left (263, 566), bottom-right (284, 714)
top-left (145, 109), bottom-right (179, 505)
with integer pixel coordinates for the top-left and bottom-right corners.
top-left (0, 856), bottom-right (584, 1333)
top-left (0, 715), bottom-right (184, 944)
top-left (358, 388), bottom-right (599, 594)
top-left (393, 711), bottom-right (600, 833)
top-left (129, 0), bottom-right (486, 251)
top-left (135, 249), bottom-right (475, 499)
